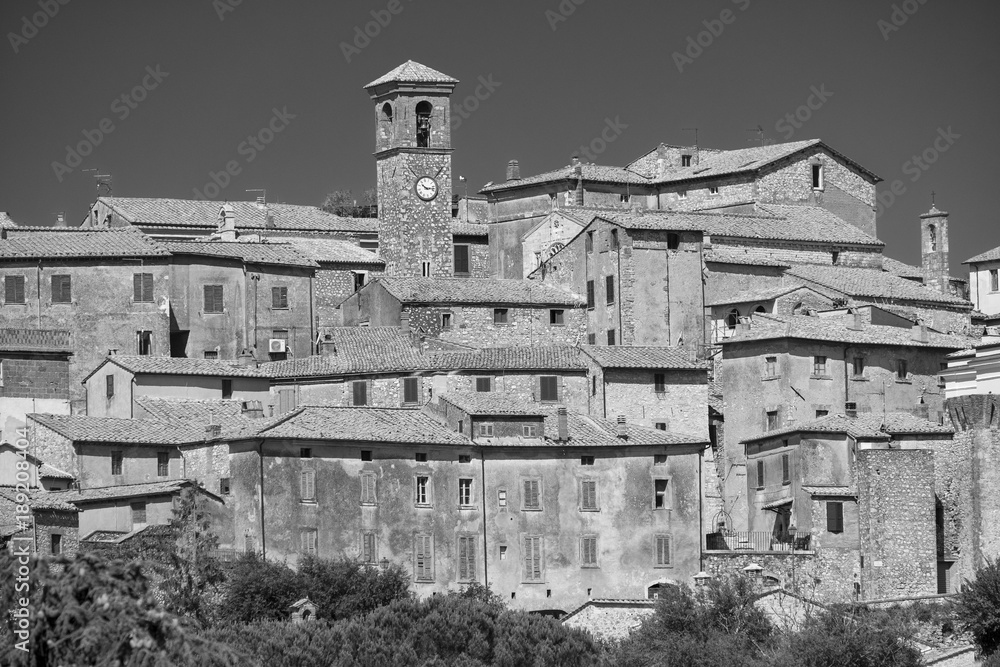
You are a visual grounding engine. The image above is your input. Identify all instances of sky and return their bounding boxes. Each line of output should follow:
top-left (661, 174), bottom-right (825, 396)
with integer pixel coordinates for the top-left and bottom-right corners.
top-left (1, 0), bottom-right (997, 275)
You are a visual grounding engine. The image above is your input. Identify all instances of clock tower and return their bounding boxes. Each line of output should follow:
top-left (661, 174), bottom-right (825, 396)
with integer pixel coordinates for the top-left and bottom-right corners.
top-left (365, 61), bottom-right (458, 277)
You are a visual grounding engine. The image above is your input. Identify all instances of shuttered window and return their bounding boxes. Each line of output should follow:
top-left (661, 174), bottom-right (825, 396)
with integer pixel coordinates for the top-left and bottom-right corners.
top-left (300, 470), bottom-right (315, 501)
top-left (111, 451), bottom-right (123, 476)
top-left (131, 502), bottom-right (146, 526)
top-left (655, 535), bottom-right (671, 566)
top-left (454, 245), bottom-right (470, 275)
top-left (157, 452), bottom-right (169, 477)
top-left (781, 454), bottom-right (791, 485)
top-left (133, 273), bottom-right (154, 302)
top-left (539, 376), bottom-right (558, 402)
top-left (581, 480), bottom-right (597, 510)
top-left (301, 529), bottom-right (317, 556)
top-left (106, 375), bottom-right (115, 398)
top-left (414, 534), bottom-right (433, 581)
top-left (606, 275), bottom-right (615, 304)
top-left (203, 285), bottom-right (224, 313)
top-left (523, 479), bottom-right (540, 510)
top-left (654, 373), bottom-right (666, 393)
top-left (523, 536), bottom-right (542, 581)
top-left (402, 377), bottom-right (419, 405)
top-left (362, 532), bottom-right (376, 563)
top-left (458, 535), bottom-right (475, 582)
top-left (361, 474), bottom-right (376, 505)
top-left (756, 460), bottom-right (765, 489)
top-left (827, 501), bottom-right (844, 533)
top-left (581, 536), bottom-right (598, 567)
top-left (5, 275), bottom-right (25, 304)
top-left (586, 280), bottom-right (595, 308)
top-left (51, 275), bottom-right (71, 303)
top-left (476, 376), bottom-right (492, 392)
top-left (271, 286), bottom-right (288, 309)
top-left (352, 381), bottom-right (368, 406)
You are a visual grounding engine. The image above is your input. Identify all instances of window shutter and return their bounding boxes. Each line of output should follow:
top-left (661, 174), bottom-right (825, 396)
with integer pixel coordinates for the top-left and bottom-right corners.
top-left (756, 460), bottom-right (765, 488)
top-left (134, 274), bottom-right (143, 301)
top-left (459, 536), bottom-right (473, 581)
top-left (586, 280), bottom-right (595, 308)
top-left (524, 480), bottom-right (539, 508)
top-left (301, 470), bottom-right (315, 500)
top-left (143, 273), bottom-right (153, 301)
top-left (827, 502), bottom-right (844, 533)
top-left (353, 381), bottom-right (367, 406)
top-left (415, 535), bottom-right (432, 580)
top-left (782, 454), bottom-right (790, 484)
top-left (656, 535), bottom-right (671, 565)
top-left (582, 480), bottom-right (596, 509)
top-left (532, 537), bottom-right (541, 579)
top-left (363, 533), bottom-right (374, 563)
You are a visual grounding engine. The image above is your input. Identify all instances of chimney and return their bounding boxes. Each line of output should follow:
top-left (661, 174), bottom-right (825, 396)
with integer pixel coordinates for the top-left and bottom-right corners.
top-left (557, 407), bottom-right (569, 442)
top-left (920, 203), bottom-right (950, 294)
top-left (241, 400), bottom-right (264, 419)
top-left (571, 157), bottom-right (584, 206)
top-left (205, 424), bottom-right (222, 439)
top-left (847, 309), bottom-right (864, 331)
top-left (54, 212), bottom-right (67, 227)
top-left (506, 160), bottom-right (521, 181)
top-left (616, 415), bottom-right (628, 439)
top-left (912, 322), bottom-right (930, 344)
top-left (218, 203), bottom-right (237, 242)
top-left (237, 349), bottom-right (257, 367)
top-left (401, 312), bottom-right (411, 335)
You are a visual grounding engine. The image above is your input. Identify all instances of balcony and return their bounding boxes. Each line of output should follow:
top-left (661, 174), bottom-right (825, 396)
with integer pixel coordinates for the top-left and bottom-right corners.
top-left (705, 530), bottom-right (812, 554)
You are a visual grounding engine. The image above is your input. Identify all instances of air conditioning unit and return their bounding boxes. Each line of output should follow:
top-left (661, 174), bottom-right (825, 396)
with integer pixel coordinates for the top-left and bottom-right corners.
top-left (269, 339), bottom-right (287, 353)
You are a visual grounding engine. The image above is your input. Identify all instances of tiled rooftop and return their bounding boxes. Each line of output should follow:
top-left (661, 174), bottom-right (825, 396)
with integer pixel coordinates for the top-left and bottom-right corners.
top-left (255, 406), bottom-right (469, 445)
top-left (261, 327), bottom-right (425, 378)
top-left (90, 355), bottom-right (270, 380)
top-left (52, 479), bottom-right (199, 504)
top-left (786, 265), bottom-right (971, 306)
top-left (161, 240), bottom-right (318, 268)
top-left (703, 248), bottom-right (790, 268)
top-left (440, 393), bottom-right (547, 416)
top-left (535, 407), bottom-right (705, 448)
top-left (0, 227), bottom-right (168, 260)
top-left (741, 412), bottom-right (955, 444)
top-left (721, 313), bottom-right (970, 349)
top-left (281, 237), bottom-right (384, 265)
top-left (881, 257), bottom-right (926, 280)
top-left (429, 345), bottom-right (586, 371)
top-left (965, 244), bottom-right (1000, 264)
top-left (135, 397), bottom-right (256, 427)
top-left (706, 285), bottom-right (810, 307)
top-left (377, 276), bottom-right (585, 306)
top-left (0, 211), bottom-right (18, 227)
top-left (99, 197), bottom-right (379, 233)
top-left (451, 220), bottom-right (489, 236)
top-left (29, 413), bottom-right (206, 445)
top-left (364, 60), bottom-right (458, 88)
top-left (581, 346), bottom-right (707, 370)
top-left (0, 329), bottom-right (72, 353)
top-left (481, 162), bottom-right (651, 193)
top-left (0, 488), bottom-right (78, 512)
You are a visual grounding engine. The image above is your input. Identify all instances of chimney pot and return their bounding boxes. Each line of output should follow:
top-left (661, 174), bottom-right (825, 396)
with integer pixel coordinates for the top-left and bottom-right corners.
top-left (237, 349), bottom-right (257, 367)
top-left (911, 322), bottom-right (930, 343)
top-left (616, 415), bottom-right (628, 439)
top-left (506, 160), bottom-right (521, 181)
top-left (55, 212), bottom-right (66, 227)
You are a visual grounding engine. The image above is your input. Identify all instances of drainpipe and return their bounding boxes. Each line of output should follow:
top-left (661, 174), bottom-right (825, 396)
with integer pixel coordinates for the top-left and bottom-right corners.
top-left (175, 445), bottom-right (187, 478)
top-left (258, 438), bottom-right (266, 559)
top-left (844, 344), bottom-right (851, 406)
top-left (480, 447), bottom-right (488, 589)
top-left (616, 235), bottom-right (624, 344)
top-left (698, 445), bottom-right (704, 573)
top-left (36, 260), bottom-right (42, 328)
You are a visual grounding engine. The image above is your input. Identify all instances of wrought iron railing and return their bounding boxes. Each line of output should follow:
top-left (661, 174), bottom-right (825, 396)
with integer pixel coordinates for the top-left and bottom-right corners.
top-left (705, 531), bottom-right (812, 553)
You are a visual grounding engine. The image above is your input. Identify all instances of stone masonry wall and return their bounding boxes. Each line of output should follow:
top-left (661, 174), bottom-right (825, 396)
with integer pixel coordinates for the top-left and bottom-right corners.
top-left (709, 238), bottom-right (882, 269)
top-left (0, 354), bottom-right (70, 400)
top-left (407, 305), bottom-right (587, 348)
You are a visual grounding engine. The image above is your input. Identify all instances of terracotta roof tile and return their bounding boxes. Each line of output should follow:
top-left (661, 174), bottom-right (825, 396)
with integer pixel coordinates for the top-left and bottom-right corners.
top-left (52, 479), bottom-right (202, 504)
top-left (135, 397), bottom-right (258, 428)
top-left (481, 163), bottom-right (651, 193)
top-left (451, 221), bottom-right (489, 236)
top-left (0, 488), bottom-right (78, 512)
top-left (965, 245), bottom-right (1000, 264)
top-left (282, 237), bottom-right (384, 265)
top-left (721, 313), bottom-right (970, 349)
top-left (29, 413), bottom-right (205, 445)
top-left (162, 241), bottom-right (319, 268)
top-left (786, 265), bottom-right (970, 306)
top-left (800, 485), bottom-right (857, 497)
top-left (0, 212), bottom-right (18, 227)
top-left (535, 407), bottom-right (705, 448)
top-left (91, 355), bottom-right (270, 380)
top-left (0, 329), bottom-right (72, 353)
top-left (705, 285), bottom-right (807, 307)
top-left (364, 60), bottom-right (458, 88)
top-left (741, 412), bottom-right (954, 444)
top-left (0, 227), bottom-right (168, 260)
top-left (376, 276), bottom-right (585, 306)
top-left (581, 346), bottom-right (707, 369)
top-left (428, 345), bottom-right (586, 371)
top-left (704, 248), bottom-right (790, 267)
top-left (257, 406), bottom-right (469, 444)
top-left (261, 328), bottom-right (425, 378)
top-left (881, 257), bottom-right (926, 280)
top-left (440, 393), bottom-right (546, 416)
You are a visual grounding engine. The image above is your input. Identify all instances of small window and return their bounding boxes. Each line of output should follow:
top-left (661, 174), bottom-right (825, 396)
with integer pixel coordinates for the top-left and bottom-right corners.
top-left (653, 479), bottom-right (669, 509)
top-left (403, 377), bottom-right (419, 405)
top-left (654, 373), bottom-right (666, 393)
top-left (581, 480), bottom-right (598, 510)
top-left (827, 501), bottom-right (844, 533)
top-left (610, 229), bottom-right (619, 250)
top-left (524, 536), bottom-right (543, 581)
top-left (765, 356), bottom-right (777, 377)
top-left (653, 454), bottom-right (667, 465)
top-left (816, 410), bottom-right (829, 418)
top-left (131, 502), bottom-right (147, 526)
top-left (4, 275), bottom-right (25, 304)
top-left (498, 489), bottom-right (507, 508)
top-left (51, 533), bottom-right (62, 555)
top-left (586, 280), bottom-right (595, 308)
top-left (667, 233), bottom-right (680, 250)
top-left (655, 535), bottom-right (671, 566)
top-left (591, 375), bottom-right (597, 396)
top-left (454, 245), bottom-right (471, 276)
top-left (220, 478), bottom-right (231, 495)
top-left (677, 190), bottom-right (687, 200)
top-left (605, 275), bottom-right (615, 305)
top-left (222, 379), bottom-right (232, 400)
top-left (300, 470), bottom-right (316, 501)
top-left (581, 455), bottom-right (595, 466)
top-left (441, 312), bottom-right (453, 329)
top-left (133, 273), bottom-right (154, 302)
top-left (300, 447), bottom-right (312, 459)
top-left (709, 186), bottom-right (720, 195)
top-left (620, 193), bottom-right (630, 204)
top-left (539, 376), bottom-right (558, 402)
top-left (415, 476), bottom-right (430, 506)
top-left (897, 359), bottom-right (908, 381)
top-left (203, 285), bottom-right (224, 313)
top-left (111, 450), bottom-right (123, 476)
top-left (813, 355), bottom-right (827, 376)
top-left (654, 422), bottom-right (667, 431)
top-left (587, 333), bottom-right (596, 345)
top-left (500, 545), bottom-right (508, 560)
top-left (459, 478), bottom-right (473, 506)
top-left (458, 535), bottom-right (476, 582)
top-left (415, 452), bottom-right (427, 462)
top-left (756, 460), bottom-right (765, 490)
top-left (352, 381), bottom-right (368, 406)
top-left (271, 286), bottom-right (288, 309)
top-left (476, 376), bottom-right (492, 392)
top-left (853, 357), bottom-right (865, 377)
top-left (458, 454), bottom-right (472, 464)
top-left (421, 261), bottom-right (432, 277)
top-left (991, 269), bottom-right (999, 292)
top-left (812, 164), bottom-right (824, 190)
top-left (493, 308), bottom-right (509, 325)
top-left (549, 309), bottom-right (565, 326)
top-left (204, 350), bottom-right (219, 360)
top-left (301, 529), bottom-right (318, 556)
top-left (581, 536), bottom-right (598, 567)
top-left (607, 329), bottom-right (616, 346)
top-left (585, 231), bottom-right (594, 253)
top-left (106, 375), bottom-right (115, 399)
top-left (353, 272), bottom-right (366, 293)
top-left (522, 425), bottom-right (537, 437)
top-left (361, 450), bottom-right (372, 461)
top-left (681, 155), bottom-right (692, 167)
top-left (478, 423), bottom-right (494, 437)
top-left (137, 331), bottom-right (152, 356)
top-left (726, 308), bottom-right (740, 331)
top-left (766, 410), bottom-right (779, 431)
top-left (361, 473), bottom-right (377, 505)
top-left (362, 532), bottom-right (377, 564)
top-left (51, 275), bottom-right (71, 303)
top-left (832, 251), bottom-right (840, 265)
top-left (781, 453), bottom-right (790, 485)
top-left (523, 479), bottom-right (541, 509)
top-left (157, 451), bottom-right (169, 477)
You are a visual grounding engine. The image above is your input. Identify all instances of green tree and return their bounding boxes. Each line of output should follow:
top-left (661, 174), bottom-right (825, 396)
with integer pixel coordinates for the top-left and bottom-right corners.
top-left (216, 552), bottom-right (303, 624)
top-left (160, 487), bottom-right (226, 623)
top-left (320, 188), bottom-right (377, 217)
top-left (957, 557), bottom-right (1000, 659)
top-left (298, 556), bottom-right (410, 621)
top-left (769, 607), bottom-right (921, 667)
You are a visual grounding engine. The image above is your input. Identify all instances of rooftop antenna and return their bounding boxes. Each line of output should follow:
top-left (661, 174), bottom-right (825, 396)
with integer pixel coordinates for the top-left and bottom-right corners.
top-left (246, 188), bottom-right (266, 207)
top-left (682, 128), bottom-right (699, 164)
top-left (931, 190), bottom-right (936, 207)
top-left (83, 168), bottom-right (113, 195)
top-left (746, 126), bottom-right (765, 147)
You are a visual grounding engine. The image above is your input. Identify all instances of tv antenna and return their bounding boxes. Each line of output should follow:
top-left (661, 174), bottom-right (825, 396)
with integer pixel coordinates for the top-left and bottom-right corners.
top-left (246, 189), bottom-right (266, 206)
top-left (83, 168), bottom-right (113, 195)
top-left (746, 126), bottom-right (766, 147)
top-left (682, 128), bottom-right (699, 164)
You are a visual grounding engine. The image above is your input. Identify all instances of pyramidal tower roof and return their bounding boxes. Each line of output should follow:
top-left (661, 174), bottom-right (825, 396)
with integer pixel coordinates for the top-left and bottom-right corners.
top-left (364, 60), bottom-right (459, 89)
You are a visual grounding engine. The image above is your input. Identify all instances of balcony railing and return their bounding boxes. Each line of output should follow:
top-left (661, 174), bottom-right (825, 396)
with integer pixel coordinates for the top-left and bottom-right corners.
top-left (706, 531), bottom-right (812, 553)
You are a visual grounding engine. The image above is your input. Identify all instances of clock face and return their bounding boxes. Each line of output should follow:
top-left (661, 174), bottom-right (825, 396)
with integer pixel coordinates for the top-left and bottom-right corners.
top-left (415, 176), bottom-right (439, 201)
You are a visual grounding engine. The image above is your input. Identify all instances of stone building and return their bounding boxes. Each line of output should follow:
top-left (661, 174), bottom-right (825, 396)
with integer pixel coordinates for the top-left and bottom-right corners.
top-left (0, 442), bottom-right (73, 491)
top-left (0, 328), bottom-right (73, 444)
top-left (964, 242), bottom-right (1000, 323)
top-left (0, 488), bottom-right (79, 556)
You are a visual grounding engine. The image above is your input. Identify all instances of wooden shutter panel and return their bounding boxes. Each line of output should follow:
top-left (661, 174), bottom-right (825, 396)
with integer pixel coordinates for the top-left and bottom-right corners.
top-left (656, 535), bottom-right (671, 565)
top-left (582, 480), bottom-right (596, 509)
top-left (143, 273), bottom-right (153, 300)
top-left (134, 274), bottom-right (142, 301)
top-left (827, 502), bottom-right (844, 533)
top-left (301, 470), bottom-right (314, 500)
top-left (782, 455), bottom-right (790, 483)
top-left (415, 535), bottom-right (432, 580)
top-left (524, 480), bottom-right (539, 508)
top-left (532, 537), bottom-right (541, 579)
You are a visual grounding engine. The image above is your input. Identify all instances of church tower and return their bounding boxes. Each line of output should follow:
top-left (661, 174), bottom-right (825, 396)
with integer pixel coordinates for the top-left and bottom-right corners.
top-left (920, 202), bottom-right (950, 294)
top-left (365, 61), bottom-right (458, 277)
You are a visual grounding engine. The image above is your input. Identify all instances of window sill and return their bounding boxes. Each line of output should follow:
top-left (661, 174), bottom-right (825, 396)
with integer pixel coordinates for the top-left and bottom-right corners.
top-left (521, 507), bottom-right (542, 512)
top-left (850, 376), bottom-right (869, 382)
top-left (896, 379), bottom-right (913, 384)
top-left (300, 500), bottom-right (317, 505)
top-left (580, 564), bottom-right (600, 569)
top-left (271, 307), bottom-right (289, 311)
top-left (579, 507), bottom-right (601, 513)
top-left (653, 564), bottom-right (674, 569)
top-left (521, 580), bottom-right (546, 584)
top-left (761, 375), bottom-right (782, 382)
top-left (360, 502), bottom-right (377, 507)
top-left (459, 505), bottom-right (477, 511)
top-left (415, 504), bottom-right (433, 509)
top-left (809, 375), bottom-right (833, 381)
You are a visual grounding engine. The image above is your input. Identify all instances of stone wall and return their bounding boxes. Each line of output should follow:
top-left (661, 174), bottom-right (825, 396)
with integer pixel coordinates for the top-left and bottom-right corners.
top-left (562, 601), bottom-right (656, 641)
top-left (598, 368), bottom-right (707, 438)
top-left (407, 305), bottom-right (587, 348)
top-left (709, 237), bottom-right (882, 269)
top-left (0, 354), bottom-right (70, 400)
top-left (34, 509), bottom-right (79, 557)
top-left (26, 418), bottom-right (77, 481)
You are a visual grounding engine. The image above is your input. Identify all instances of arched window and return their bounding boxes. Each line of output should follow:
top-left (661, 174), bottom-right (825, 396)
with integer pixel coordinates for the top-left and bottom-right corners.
top-left (928, 224), bottom-right (937, 251)
top-left (792, 302), bottom-right (804, 315)
top-left (381, 102), bottom-right (393, 122)
top-left (753, 305), bottom-right (766, 317)
top-left (415, 101), bottom-right (432, 148)
top-left (667, 233), bottom-right (680, 250)
top-left (726, 308), bottom-right (741, 331)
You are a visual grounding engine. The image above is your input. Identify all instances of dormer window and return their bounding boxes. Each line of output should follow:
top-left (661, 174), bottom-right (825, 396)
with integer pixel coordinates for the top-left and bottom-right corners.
top-left (812, 163), bottom-right (824, 190)
top-left (709, 186), bottom-right (720, 195)
top-left (681, 155), bottom-right (692, 167)
top-left (415, 101), bottom-right (432, 148)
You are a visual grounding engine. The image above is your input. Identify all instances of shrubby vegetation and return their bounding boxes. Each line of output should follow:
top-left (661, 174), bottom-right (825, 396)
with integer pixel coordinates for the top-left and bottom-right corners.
top-left (956, 557), bottom-right (1000, 662)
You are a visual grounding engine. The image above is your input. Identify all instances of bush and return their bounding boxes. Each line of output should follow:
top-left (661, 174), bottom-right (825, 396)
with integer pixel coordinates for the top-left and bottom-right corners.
top-left (957, 557), bottom-right (1000, 659)
top-left (297, 556), bottom-right (410, 621)
top-left (769, 607), bottom-right (921, 667)
top-left (216, 552), bottom-right (303, 624)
